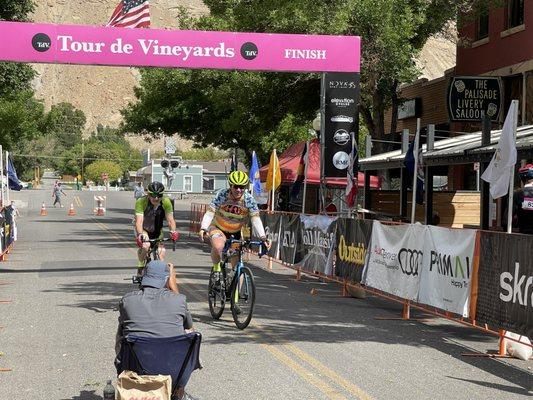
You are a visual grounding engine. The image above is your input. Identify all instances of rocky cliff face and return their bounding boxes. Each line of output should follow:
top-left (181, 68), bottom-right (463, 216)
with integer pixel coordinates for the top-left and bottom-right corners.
top-left (31, 0), bottom-right (207, 151)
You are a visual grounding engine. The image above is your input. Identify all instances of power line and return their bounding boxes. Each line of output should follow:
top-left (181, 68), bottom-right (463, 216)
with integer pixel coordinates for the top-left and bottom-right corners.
top-left (12, 154), bottom-right (142, 162)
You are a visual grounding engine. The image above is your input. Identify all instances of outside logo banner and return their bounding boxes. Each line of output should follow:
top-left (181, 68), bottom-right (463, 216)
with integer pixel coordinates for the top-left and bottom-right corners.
top-left (279, 214), bottom-right (300, 264)
top-left (296, 215), bottom-right (337, 275)
top-left (418, 226), bottom-right (476, 317)
top-left (476, 232), bottom-right (533, 338)
top-left (260, 213), bottom-right (282, 259)
top-left (0, 21), bottom-right (360, 73)
top-left (363, 222), bottom-right (425, 301)
top-left (335, 218), bottom-right (372, 283)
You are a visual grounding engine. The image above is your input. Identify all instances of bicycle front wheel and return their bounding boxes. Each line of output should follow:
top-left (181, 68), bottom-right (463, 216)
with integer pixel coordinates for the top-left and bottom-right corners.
top-left (230, 266), bottom-right (256, 330)
top-left (208, 270), bottom-right (225, 319)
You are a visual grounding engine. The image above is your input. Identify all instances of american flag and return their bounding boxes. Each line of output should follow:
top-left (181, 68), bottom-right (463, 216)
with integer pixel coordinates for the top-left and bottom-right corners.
top-left (107, 0), bottom-right (150, 28)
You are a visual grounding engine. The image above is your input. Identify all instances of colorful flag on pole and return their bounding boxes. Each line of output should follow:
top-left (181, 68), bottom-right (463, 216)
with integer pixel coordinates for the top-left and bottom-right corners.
top-left (249, 151), bottom-right (261, 195)
top-left (404, 140), bottom-right (424, 205)
top-left (107, 0), bottom-right (150, 28)
top-left (7, 155), bottom-right (22, 191)
top-left (345, 134), bottom-right (358, 208)
top-left (481, 101), bottom-right (518, 199)
top-left (266, 149), bottom-right (281, 191)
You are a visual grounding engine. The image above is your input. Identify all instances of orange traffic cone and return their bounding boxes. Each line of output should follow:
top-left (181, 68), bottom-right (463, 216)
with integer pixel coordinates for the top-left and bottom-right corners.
top-left (40, 202), bottom-right (47, 216)
top-left (67, 203), bottom-right (76, 216)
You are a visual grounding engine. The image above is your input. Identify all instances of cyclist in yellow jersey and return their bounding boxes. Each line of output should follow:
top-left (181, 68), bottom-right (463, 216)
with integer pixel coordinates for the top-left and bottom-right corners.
top-left (199, 171), bottom-right (269, 272)
top-left (134, 182), bottom-right (179, 272)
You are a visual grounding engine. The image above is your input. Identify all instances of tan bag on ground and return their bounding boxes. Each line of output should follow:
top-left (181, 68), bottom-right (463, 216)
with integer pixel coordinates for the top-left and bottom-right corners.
top-left (116, 370), bottom-right (172, 400)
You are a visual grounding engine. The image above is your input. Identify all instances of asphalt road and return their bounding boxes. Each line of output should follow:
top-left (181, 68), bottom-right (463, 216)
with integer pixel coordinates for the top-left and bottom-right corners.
top-left (0, 176), bottom-right (531, 399)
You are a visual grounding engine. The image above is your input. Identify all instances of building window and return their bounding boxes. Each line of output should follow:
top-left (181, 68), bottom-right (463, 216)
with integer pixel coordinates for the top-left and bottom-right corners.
top-left (507, 0), bottom-right (524, 28)
top-left (477, 11), bottom-right (489, 39)
top-left (183, 175), bottom-right (193, 192)
top-left (203, 176), bottom-right (214, 192)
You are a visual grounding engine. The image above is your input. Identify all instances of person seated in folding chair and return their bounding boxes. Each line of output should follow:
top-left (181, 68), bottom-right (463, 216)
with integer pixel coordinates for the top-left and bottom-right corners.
top-left (115, 260), bottom-right (200, 400)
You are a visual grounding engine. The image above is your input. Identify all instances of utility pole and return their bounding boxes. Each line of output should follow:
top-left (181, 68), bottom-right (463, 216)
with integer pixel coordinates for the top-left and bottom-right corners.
top-left (81, 142), bottom-right (84, 182)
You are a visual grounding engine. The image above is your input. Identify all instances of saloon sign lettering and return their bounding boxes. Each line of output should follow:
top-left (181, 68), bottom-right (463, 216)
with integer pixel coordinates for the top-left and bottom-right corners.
top-left (447, 76), bottom-right (502, 122)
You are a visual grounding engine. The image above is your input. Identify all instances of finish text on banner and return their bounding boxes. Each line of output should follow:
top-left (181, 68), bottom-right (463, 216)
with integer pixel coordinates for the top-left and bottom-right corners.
top-left (363, 222), bottom-right (425, 301)
top-left (418, 226), bottom-right (476, 317)
top-left (296, 215), bottom-right (337, 275)
top-left (476, 232), bottom-right (533, 338)
top-left (335, 218), bottom-right (372, 283)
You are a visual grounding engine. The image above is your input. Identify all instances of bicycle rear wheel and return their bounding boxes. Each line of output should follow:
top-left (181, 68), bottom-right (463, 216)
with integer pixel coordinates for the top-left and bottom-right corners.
top-left (230, 266), bottom-right (256, 330)
top-left (208, 270), bottom-right (225, 319)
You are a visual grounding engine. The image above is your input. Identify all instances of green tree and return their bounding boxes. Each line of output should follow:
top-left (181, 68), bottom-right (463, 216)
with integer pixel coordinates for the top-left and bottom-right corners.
top-left (85, 160), bottom-right (122, 183)
top-left (0, 91), bottom-right (44, 150)
top-left (43, 102), bottom-right (86, 149)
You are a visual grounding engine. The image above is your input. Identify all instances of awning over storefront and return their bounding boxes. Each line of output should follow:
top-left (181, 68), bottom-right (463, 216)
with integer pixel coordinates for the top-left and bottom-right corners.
top-left (259, 139), bottom-right (380, 188)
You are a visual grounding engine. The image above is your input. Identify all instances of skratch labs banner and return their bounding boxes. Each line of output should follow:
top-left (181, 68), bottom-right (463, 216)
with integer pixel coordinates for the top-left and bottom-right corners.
top-left (475, 232), bottom-right (533, 338)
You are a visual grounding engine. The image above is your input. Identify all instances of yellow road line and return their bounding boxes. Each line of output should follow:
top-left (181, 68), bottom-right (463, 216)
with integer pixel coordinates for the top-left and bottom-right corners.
top-left (92, 220), bottom-right (370, 400)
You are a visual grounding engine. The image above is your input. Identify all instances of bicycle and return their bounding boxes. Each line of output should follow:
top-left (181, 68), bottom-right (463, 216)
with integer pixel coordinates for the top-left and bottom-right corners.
top-left (207, 237), bottom-right (266, 330)
top-left (132, 236), bottom-right (176, 286)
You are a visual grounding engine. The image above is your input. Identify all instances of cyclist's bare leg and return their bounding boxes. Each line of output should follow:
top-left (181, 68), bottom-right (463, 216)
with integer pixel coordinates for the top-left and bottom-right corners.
top-left (210, 234), bottom-right (226, 269)
top-left (157, 244), bottom-right (166, 260)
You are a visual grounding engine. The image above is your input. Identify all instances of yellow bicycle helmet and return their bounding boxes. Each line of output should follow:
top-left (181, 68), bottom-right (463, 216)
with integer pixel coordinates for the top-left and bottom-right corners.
top-left (228, 170), bottom-right (249, 186)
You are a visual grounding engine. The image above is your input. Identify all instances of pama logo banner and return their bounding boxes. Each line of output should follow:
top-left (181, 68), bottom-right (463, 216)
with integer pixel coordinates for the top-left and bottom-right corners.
top-left (476, 232), bottom-right (533, 338)
top-left (335, 218), bottom-right (372, 283)
top-left (363, 222), bottom-right (425, 301)
top-left (418, 226), bottom-right (477, 317)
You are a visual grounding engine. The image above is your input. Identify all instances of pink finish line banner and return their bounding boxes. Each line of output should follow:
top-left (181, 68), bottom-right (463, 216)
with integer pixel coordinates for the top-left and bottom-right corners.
top-left (0, 21), bottom-right (360, 73)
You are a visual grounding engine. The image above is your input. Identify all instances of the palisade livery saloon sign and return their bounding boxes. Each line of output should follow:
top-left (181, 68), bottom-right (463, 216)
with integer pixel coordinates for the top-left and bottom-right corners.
top-left (447, 76), bottom-right (501, 122)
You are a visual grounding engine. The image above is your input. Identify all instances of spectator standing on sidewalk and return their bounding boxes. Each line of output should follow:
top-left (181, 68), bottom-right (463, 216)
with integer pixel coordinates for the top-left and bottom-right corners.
top-left (52, 183), bottom-right (67, 208)
top-left (133, 182), bottom-right (145, 199)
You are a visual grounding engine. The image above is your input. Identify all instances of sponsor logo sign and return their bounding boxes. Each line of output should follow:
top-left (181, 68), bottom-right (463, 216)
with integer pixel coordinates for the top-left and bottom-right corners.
top-left (0, 21), bottom-right (360, 73)
top-left (335, 218), bottom-right (373, 283)
top-left (418, 226), bottom-right (476, 317)
top-left (323, 72), bottom-right (359, 178)
top-left (475, 232), bottom-right (533, 337)
top-left (279, 214), bottom-right (300, 264)
top-left (296, 215), bottom-right (337, 275)
top-left (363, 222), bottom-right (425, 301)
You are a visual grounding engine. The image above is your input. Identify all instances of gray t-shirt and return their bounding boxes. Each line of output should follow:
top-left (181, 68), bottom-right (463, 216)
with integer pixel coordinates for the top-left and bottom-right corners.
top-left (116, 287), bottom-right (193, 353)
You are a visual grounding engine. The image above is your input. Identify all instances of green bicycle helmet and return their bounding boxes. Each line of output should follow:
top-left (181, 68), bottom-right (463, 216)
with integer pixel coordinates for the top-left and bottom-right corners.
top-left (147, 181), bottom-right (165, 197)
top-left (228, 170), bottom-right (249, 186)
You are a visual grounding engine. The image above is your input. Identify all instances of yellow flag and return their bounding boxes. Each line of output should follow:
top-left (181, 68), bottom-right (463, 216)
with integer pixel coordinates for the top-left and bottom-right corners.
top-left (266, 149), bottom-right (281, 191)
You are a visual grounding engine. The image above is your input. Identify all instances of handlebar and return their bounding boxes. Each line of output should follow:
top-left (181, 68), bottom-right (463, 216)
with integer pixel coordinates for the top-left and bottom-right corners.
top-left (142, 237), bottom-right (176, 251)
top-left (223, 237), bottom-right (269, 258)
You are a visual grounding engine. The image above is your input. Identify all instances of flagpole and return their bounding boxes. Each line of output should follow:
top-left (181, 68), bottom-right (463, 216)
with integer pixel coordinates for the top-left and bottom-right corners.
top-left (270, 149), bottom-right (277, 212)
top-left (250, 151), bottom-right (255, 196)
top-left (506, 100), bottom-right (519, 233)
top-left (301, 140), bottom-right (309, 214)
top-left (411, 119), bottom-right (421, 224)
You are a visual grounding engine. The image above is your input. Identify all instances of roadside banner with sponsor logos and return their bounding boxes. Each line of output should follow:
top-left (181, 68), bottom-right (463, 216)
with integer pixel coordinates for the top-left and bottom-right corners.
top-left (475, 232), bottom-right (533, 338)
top-left (260, 213), bottom-right (282, 259)
top-left (0, 21), bottom-right (360, 73)
top-left (322, 72), bottom-right (360, 178)
top-left (279, 214), bottom-right (300, 264)
top-left (363, 222), bottom-right (425, 301)
top-left (418, 226), bottom-right (476, 317)
top-left (335, 218), bottom-right (372, 283)
top-left (296, 215), bottom-right (337, 275)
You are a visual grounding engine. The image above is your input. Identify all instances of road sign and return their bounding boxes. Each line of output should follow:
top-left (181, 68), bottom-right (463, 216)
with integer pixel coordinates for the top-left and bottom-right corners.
top-left (165, 137), bottom-right (176, 155)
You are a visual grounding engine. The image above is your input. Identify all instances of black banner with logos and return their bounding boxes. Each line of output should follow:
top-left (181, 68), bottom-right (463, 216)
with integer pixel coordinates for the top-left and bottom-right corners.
top-left (335, 218), bottom-right (373, 283)
top-left (476, 232), bottom-right (533, 338)
top-left (447, 76), bottom-right (501, 122)
top-left (279, 214), bottom-right (300, 264)
top-left (296, 215), bottom-right (337, 274)
top-left (322, 72), bottom-right (360, 178)
top-left (260, 213), bottom-right (282, 259)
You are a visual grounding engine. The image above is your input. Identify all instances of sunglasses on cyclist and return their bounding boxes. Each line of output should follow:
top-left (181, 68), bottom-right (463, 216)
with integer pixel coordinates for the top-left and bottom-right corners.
top-left (231, 185), bottom-right (247, 190)
top-left (148, 193), bottom-right (163, 199)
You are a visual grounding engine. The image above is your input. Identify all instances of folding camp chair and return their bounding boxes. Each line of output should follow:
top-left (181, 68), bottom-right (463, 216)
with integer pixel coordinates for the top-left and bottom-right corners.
top-left (116, 332), bottom-right (202, 398)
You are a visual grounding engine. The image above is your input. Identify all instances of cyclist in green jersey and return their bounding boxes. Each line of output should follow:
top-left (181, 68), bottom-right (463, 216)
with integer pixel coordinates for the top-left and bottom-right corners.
top-left (134, 182), bottom-right (179, 271)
